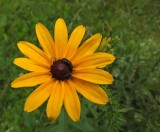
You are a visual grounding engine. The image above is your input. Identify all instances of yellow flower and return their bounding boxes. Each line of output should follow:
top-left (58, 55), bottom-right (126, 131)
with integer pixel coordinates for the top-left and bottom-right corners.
top-left (11, 18), bottom-right (115, 122)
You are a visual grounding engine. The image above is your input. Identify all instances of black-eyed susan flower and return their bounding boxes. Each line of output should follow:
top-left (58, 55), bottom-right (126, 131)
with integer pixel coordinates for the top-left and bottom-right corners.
top-left (11, 18), bottom-right (115, 122)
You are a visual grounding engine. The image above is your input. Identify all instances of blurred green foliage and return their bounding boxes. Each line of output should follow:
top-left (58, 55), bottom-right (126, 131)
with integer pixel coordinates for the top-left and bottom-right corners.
top-left (0, 0), bottom-right (160, 131)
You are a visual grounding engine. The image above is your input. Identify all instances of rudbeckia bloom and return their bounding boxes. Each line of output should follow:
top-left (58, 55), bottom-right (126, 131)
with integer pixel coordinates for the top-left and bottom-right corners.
top-left (11, 18), bottom-right (115, 122)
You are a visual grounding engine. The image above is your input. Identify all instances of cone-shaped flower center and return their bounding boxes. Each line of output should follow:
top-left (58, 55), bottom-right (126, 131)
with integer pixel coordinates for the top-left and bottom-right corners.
top-left (51, 58), bottom-right (73, 81)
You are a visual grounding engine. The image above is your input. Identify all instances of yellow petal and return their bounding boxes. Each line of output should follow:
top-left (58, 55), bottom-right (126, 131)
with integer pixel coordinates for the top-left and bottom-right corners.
top-left (17, 41), bottom-right (51, 67)
top-left (64, 80), bottom-right (80, 122)
top-left (65, 25), bottom-right (85, 59)
top-left (69, 78), bottom-right (108, 104)
top-left (47, 81), bottom-right (64, 120)
top-left (24, 79), bottom-right (55, 112)
top-left (36, 23), bottom-right (55, 58)
top-left (74, 52), bottom-right (115, 70)
top-left (14, 58), bottom-right (50, 72)
top-left (71, 33), bottom-right (102, 63)
top-left (11, 72), bottom-right (52, 88)
top-left (72, 69), bottom-right (113, 84)
top-left (54, 18), bottom-right (68, 59)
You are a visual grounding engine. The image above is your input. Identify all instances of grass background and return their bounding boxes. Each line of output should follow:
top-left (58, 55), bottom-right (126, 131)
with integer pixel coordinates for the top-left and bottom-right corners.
top-left (0, 0), bottom-right (160, 131)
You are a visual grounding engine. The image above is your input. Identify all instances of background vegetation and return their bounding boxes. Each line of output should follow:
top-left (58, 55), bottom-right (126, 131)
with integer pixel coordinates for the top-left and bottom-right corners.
top-left (0, 0), bottom-right (160, 131)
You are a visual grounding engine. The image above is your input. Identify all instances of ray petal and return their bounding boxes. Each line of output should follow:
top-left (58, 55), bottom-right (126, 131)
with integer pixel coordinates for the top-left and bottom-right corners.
top-left (64, 80), bottom-right (80, 122)
top-left (47, 81), bottom-right (65, 120)
top-left (69, 78), bottom-right (108, 104)
top-left (24, 79), bottom-right (55, 112)
top-left (71, 33), bottom-right (102, 63)
top-left (65, 25), bottom-right (85, 59)
top-left (36, 23), bottom-right (55, 58)
top-left (14, 58), bottom-right (50, 72)
top-left (74, 52), bottom-right (115, 69)
top-left (72, 69), bottom-right (113, 84)
top-left (54, 18), bottom-right (68, 59)
top-left (17, 41), bottom-right (51, 67)
top-left (11, 72), bottom-right (52, 88)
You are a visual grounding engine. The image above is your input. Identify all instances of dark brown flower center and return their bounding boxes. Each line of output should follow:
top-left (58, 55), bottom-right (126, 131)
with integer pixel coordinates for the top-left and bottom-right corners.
top-left (50, 58), bottom-right (73, 81)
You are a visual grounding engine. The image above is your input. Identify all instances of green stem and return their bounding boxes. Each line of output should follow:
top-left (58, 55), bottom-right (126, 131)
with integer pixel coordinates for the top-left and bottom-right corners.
top-left (59, 107), bottom-right (68, 132)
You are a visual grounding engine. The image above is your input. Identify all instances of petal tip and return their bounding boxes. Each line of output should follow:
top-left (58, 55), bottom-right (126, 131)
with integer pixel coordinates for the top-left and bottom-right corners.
top-left (94, 33), bottom-right (101, 38)
top-left (36, 22), bottom-right (41, 25)
top-left (24, 107), bottom-right (29, 112)
top-left (13, 58), bottom-right (18, 64)
top-left (58, 18), bottom-right (64, 20)
top-left (77, 25), bottom-right (85, 30)
top-left (11, 81), bottom-right (19, 88)
top-left (104, 96), bottom-right (109, 104)
top-left (98, 96), bottom-right (109, 105)
top-left (17, 41), bottom-right (21, 46)
top-left (11, 83), bottom-right (15, 88)
top-left (56, 18), bottom-right (65, 24)
top-left (98, 33), bottom-right (101, 36)
top-left (24, 104), bottom-right (31, 112)
top-left (36, 23), bottom-right (42, 31)
top-left (82, 25), bottom-right (86, 29)
top-left (36, 22), bottom-right (44, 28)
top-left (17, 41), bottom-right (26, 47)
top-left (113, 56), bottom-right (116, 61)
top-left (72, 117), bottom-right (80, 122)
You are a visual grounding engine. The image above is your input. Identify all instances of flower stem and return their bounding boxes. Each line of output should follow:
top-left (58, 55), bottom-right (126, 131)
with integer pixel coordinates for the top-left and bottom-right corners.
top-left (59, 107), bottom-right (68, 132)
